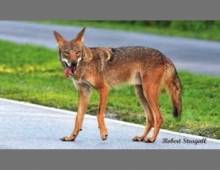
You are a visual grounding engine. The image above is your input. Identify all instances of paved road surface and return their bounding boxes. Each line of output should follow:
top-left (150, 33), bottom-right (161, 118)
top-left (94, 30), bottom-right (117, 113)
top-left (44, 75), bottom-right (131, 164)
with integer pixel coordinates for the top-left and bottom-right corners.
top-left (0, 21), bottom-right (220, 75)
top-left (0, 98), bottom-right (219, 149)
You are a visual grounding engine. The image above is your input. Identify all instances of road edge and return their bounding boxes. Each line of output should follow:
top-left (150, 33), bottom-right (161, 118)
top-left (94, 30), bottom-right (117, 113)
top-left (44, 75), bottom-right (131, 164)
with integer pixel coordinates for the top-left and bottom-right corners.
top-left (1, 97), bottom-right (220, 144)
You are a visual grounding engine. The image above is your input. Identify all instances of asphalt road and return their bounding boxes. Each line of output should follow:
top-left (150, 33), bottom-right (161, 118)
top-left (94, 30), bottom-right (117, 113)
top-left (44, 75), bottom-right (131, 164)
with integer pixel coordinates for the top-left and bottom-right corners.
top-left (0, 21), bottom-right (220, 75)
top-left (0, 98), bottom-right (220, 149)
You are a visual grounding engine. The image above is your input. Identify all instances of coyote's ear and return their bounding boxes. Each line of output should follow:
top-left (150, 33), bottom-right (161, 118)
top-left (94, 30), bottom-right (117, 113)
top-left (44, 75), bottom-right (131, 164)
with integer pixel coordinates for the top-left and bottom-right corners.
top-left (74, 27), bottom-right (86, 44)
top-left (53, 31), bottom-right (65, 47)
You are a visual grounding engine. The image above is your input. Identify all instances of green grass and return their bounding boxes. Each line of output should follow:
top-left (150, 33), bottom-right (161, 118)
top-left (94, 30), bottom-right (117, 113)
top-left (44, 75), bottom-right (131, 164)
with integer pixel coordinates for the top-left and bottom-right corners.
top-left (39, 20), bottom-right (220, 42)
top-left (0, 40), bottom-right (220, 139)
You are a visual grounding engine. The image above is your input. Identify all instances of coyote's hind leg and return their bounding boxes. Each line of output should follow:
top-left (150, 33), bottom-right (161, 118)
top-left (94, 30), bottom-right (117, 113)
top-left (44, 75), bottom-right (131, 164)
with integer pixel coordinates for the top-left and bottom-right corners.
top-left (133, 85), bottom-right (154, 142)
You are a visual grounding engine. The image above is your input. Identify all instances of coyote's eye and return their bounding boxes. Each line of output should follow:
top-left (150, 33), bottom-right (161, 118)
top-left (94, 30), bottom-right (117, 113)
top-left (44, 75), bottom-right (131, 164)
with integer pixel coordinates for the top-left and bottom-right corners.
top-left (75, 51), bottom-right (81, 56)
top-left (63, 50), bottom-right (70, 57)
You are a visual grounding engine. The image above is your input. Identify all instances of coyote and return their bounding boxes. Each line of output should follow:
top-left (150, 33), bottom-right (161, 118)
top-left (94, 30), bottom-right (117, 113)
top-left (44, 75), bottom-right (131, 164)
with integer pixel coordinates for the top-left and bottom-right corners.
top-left (53, 28), bottom-right (182, 143)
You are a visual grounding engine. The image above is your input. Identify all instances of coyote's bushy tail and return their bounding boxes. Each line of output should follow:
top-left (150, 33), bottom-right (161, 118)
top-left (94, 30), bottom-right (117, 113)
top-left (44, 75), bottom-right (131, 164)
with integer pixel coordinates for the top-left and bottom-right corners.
top-left (164, 62), bottom-right (182, 118)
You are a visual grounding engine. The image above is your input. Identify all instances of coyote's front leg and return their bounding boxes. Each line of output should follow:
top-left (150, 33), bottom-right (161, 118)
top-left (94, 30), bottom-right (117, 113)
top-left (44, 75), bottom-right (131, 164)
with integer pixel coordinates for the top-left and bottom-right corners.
top-left (61, 85), bottom-right (91, 141)
top-left (97, 86), bottom-right (109, 140)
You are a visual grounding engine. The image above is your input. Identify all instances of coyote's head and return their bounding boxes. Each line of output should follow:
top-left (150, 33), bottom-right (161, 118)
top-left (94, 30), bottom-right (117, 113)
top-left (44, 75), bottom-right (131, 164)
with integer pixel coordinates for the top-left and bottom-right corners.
top-left (53, 28), bottom-right (86, 77)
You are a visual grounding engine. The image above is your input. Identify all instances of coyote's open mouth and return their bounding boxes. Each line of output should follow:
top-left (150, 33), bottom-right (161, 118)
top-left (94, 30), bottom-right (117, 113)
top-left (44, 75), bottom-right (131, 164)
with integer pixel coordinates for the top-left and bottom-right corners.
top-left (64, 62), bottom-right (77, 77)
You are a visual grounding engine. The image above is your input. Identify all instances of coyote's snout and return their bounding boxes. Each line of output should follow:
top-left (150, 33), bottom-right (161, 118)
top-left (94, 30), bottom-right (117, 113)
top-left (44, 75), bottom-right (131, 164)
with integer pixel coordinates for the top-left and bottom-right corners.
top-left (53, 28), bottom-right (182, 143)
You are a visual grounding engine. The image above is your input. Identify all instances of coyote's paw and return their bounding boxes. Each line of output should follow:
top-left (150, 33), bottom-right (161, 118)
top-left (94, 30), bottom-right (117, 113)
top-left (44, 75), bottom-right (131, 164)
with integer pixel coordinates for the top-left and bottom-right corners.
top-left (143, 137), bottom-right (156, 143)
top-left (100, 128), bottom-right (108, 141)
top-left (60, 135), bottom-right (76, 142)
top-left (101, 134), bottom-right (108, 141)
top-left (132, 136), bottom-right (144, 142)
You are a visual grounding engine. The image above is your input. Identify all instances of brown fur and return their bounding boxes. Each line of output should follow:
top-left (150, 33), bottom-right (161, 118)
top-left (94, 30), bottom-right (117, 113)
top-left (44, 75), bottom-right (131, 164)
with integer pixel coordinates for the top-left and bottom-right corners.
top-left (53, 28), bottom-right (182, 143)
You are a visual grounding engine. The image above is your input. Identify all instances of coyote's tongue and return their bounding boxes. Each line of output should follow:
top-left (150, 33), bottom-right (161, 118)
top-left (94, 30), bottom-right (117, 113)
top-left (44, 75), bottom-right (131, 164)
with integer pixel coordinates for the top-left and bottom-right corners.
top-left (64, 67), bottom-right (74, 77)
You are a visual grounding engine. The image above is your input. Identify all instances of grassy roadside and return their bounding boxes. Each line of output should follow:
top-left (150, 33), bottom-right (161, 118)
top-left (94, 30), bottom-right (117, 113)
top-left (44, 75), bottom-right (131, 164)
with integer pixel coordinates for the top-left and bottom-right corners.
top-left (0, 40), bottom-right (220, 139)
top-left (39, 20), bottom-right (220, 42)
